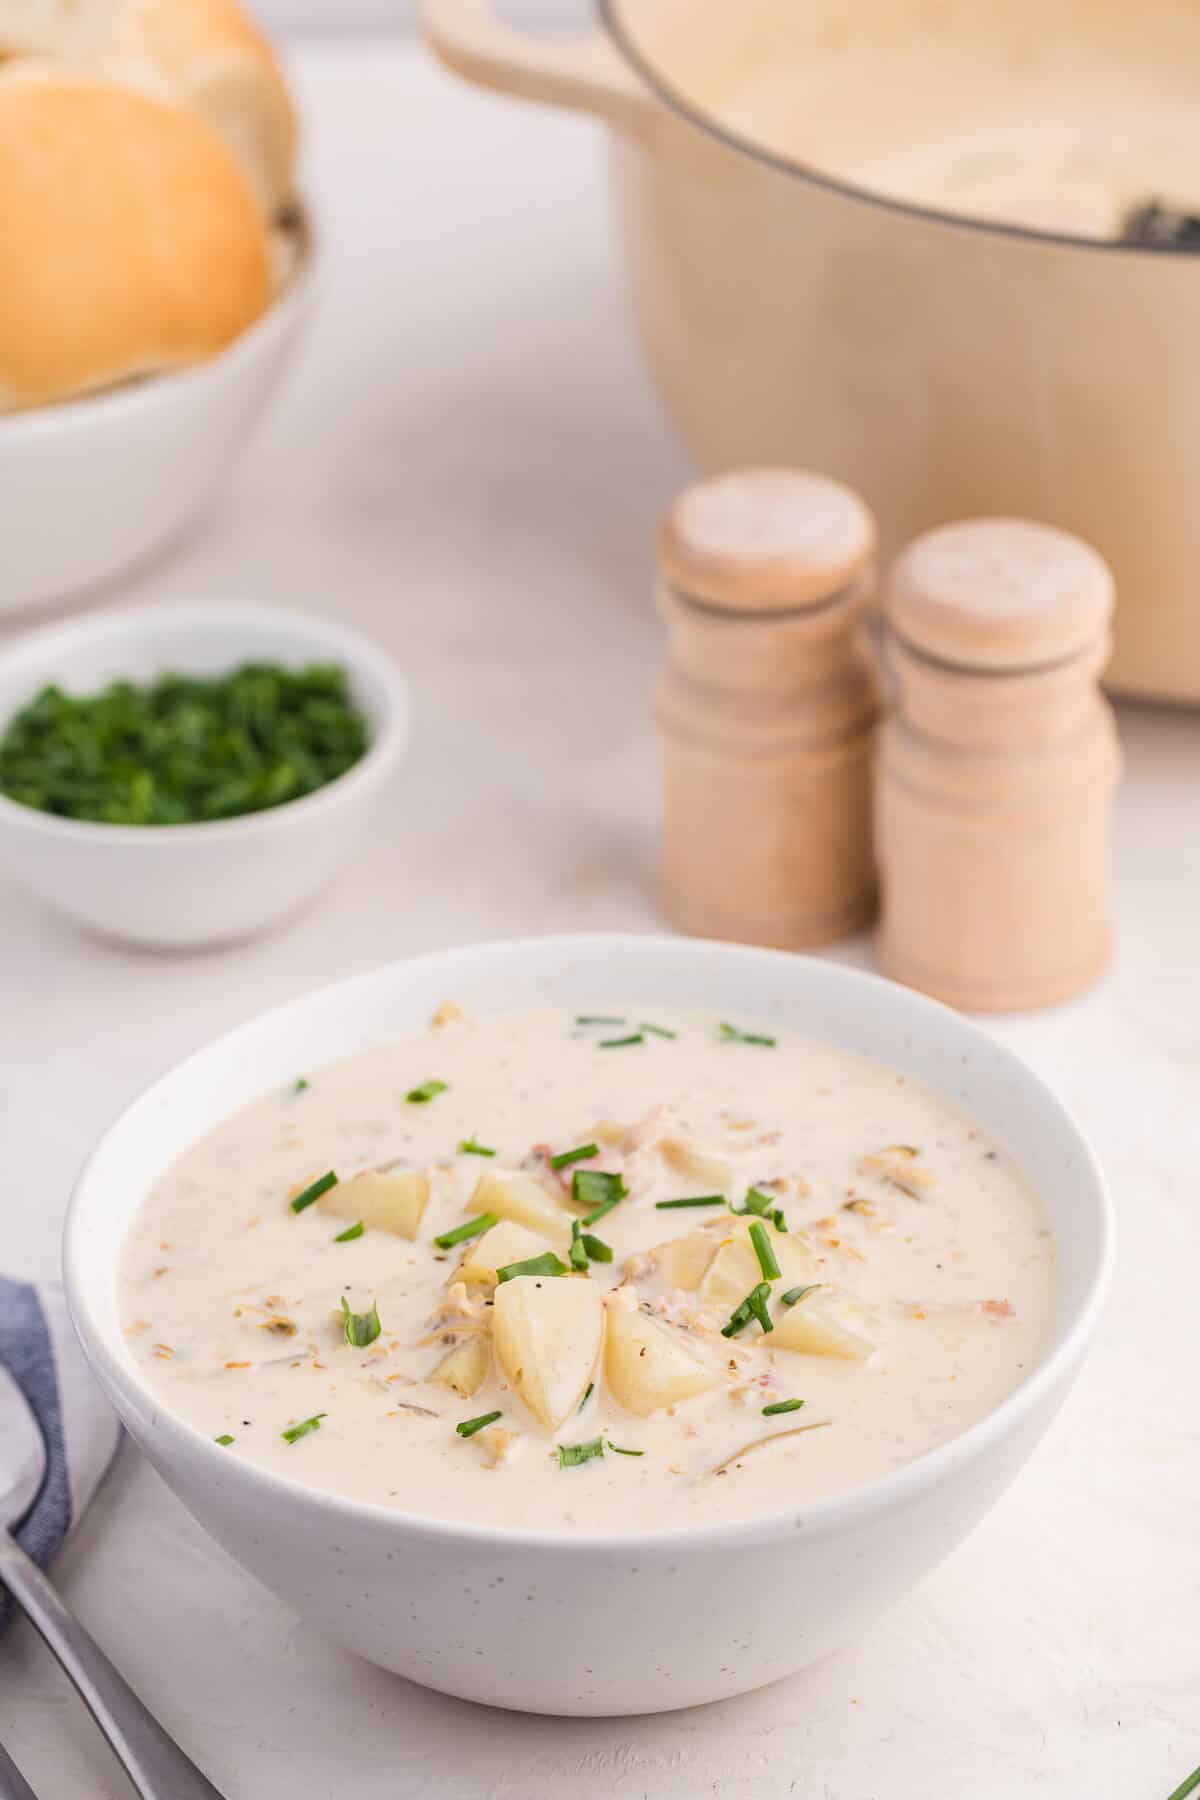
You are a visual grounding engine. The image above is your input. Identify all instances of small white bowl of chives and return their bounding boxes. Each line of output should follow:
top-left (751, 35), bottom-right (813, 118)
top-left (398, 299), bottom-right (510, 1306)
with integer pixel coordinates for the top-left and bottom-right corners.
top-left (0, 601), bottom-right (408, 949)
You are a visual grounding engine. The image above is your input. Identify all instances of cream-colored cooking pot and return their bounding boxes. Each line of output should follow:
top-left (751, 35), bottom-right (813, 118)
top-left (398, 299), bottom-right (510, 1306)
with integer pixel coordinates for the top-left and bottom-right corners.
top-left (425, 0), bottom-right (1200, 702)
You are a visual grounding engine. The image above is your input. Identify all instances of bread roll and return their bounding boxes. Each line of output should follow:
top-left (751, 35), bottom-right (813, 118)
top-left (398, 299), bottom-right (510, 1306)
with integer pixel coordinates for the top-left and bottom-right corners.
top-left (0, 75), bottom-right (271, 412)
top-left (0, 0), bottom-right (297, 213)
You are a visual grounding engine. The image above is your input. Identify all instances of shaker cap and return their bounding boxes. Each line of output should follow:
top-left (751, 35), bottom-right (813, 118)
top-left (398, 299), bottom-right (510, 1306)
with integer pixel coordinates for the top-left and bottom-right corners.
top-left (658, 468), bottom-right (876, 611)
top-left (888, 518), bottom-right (1114, 669)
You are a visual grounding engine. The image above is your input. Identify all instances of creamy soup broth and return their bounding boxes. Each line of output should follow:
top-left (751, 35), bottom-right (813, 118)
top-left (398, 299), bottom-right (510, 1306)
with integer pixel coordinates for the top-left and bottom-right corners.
top-left (120, 1005), bottom-right (1057, 1531)
top-left (719, 45), bottom-right (1200, 237)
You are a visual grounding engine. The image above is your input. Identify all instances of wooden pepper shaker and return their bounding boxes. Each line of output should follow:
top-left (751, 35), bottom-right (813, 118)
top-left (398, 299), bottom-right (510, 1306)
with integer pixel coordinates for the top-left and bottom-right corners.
top-left (654, 468), bottom-right (881, 948)
top-left (877, 517), bottom-right (1121, 1011)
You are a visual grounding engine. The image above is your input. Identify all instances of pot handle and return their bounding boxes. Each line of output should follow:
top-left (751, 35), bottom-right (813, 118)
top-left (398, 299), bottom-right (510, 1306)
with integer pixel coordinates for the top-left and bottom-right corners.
top-left (421, 0), bottom-right (650, 134)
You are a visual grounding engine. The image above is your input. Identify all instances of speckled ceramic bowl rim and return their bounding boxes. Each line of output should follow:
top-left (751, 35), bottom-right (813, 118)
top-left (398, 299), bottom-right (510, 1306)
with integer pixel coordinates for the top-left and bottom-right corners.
top-left (0, 600), bottom-right (408, 846)
top-left (63, 934), bottom-right (1114, 1554)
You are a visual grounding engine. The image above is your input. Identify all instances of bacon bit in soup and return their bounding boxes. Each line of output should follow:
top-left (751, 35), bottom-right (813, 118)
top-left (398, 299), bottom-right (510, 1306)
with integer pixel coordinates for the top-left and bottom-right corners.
top-left (860, 1147), bottom-right (937, 1199)
top-left (477, 1426), bottom-right (516, 1466)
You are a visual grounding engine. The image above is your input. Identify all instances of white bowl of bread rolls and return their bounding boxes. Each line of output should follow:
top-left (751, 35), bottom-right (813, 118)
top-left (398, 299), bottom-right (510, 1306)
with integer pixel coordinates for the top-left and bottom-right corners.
top-left (0, 0), bottom-right (312, 614)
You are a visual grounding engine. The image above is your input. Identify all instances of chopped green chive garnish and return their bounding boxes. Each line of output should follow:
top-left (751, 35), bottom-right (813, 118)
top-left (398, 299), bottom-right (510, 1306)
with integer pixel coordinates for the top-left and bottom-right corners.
top-left (599, 1033), bottom-right (644, 1049)
top-left (282, 1413), bottom-right (326, 1444)
top-left (575, 1015), bottom-right (625, 1026)
top-left (569, 1219), bottom-right (614, 1269)
top-left (748, 1285), bottom-right (774, 1333)
top-left (458, 1137), bottom-right (496, 1158)
top-left (340, 1296), bottom-right (382, 1347)
top-left (1165, 1763), bottom-right (1200, 1800)
top-left (749, 1220), bottom-right (781, 1281)
top-left (581, 1196), bottom-right (621, 1227)
top-left (762, 1398), bottom-right (806, 1417)
top-left (551, 1142), bottom-right (600, 1170)
top-left (0, 664), bottom-right (368, 826)
top-left (557, 1436), bottom-right (605, 1468)
top-left (781, 1283), bottom-right (822, 1307)
top-left (214, 1434), bottom-right (235, 1446)
top-left (655, 1194), bottom-right (726, 1210)
top-left (639, 1023), bottom-right (677, 1039)
top-left (734, 1186), bottom-right (775, 1217)
top-left (290, 1169), bottom-right (337, 1213)
top-left (457, 1410), bottom-right (501, 1438)
top-left (607, 1442), bottom-right (644, 1456)
top-left (730, 1187), bottom-right (790, 1232)
top-left (578, 1382), bottom-right (594, 1413)
top-left (291, 1077), bottom-right (309, 1094)
top-left (721, 1281), bottom-right (774, 1338)
top-left (406, 1079), bottom-right (448, 1104)
top-left (719, 1022), bottom-right (777, 1047)
top-left (333, 1220), bottom-right (364, 1242)
top-left (572, 1169), bottom-right (627, 1219)
top-left (434, 1212), bottom-right (497, 1251)
top-left (496, 1252), bottom-right (569, 1283)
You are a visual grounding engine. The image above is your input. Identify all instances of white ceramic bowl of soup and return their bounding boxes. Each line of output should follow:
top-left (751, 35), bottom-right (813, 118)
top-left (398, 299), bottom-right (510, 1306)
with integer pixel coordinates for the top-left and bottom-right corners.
top-left (63, 935), bottom-right (1112, 1715)
top-left (0, 601), bottom-right (409, 949)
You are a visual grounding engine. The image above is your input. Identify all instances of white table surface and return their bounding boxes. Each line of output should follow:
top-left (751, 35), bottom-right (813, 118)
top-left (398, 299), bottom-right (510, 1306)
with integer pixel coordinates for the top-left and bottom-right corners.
top-left (2, 37), bottom-right (1199, 1800)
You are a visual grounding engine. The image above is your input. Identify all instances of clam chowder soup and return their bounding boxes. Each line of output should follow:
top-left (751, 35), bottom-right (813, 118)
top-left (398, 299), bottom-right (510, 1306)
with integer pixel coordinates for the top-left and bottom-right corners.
top-left (121, 1005), bottom-right (1056, 1530)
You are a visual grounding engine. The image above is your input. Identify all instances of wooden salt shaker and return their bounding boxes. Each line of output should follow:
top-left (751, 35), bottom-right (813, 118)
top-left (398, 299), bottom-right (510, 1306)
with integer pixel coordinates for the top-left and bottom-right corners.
top-left (654, 468), bottom-right (881, 948)
top-left (877, 518), bottom-right (1121, 1011)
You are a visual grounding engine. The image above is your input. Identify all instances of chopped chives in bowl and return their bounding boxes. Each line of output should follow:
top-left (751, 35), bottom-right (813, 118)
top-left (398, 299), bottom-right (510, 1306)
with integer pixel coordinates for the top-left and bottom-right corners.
top-left (496, 1252), bottom-right (568, 1282)
top-left (406, 1079), bottom-right (447, 1104)
top-left (434, 1212), bottom-right (497, 1251)
top-left (718, 1023), bottom-right (777, 1047)
top-left (0, 664), bottom-right (368, 825)
top-left (557, 1436), bottom-right (605, 1468)
top-left (457, 1410), bottom-right (501, 1439)
top-left (340, 1297), bottom-right (382, 1347)
top-left (550, 1142), bottom-right (600, 1170)
top-left (290, 1170), bottom-right (337, 1214)
top-left (281, 1413), bottom-right (326, 1444)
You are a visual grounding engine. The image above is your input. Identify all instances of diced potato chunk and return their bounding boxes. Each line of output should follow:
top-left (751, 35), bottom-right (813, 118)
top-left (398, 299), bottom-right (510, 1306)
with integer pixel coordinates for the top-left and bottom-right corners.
top-left (772, 1286), bottom-right (875, 1361)
top-left (319, 1169), bottom-right (429, 1239)
top-left (458, 1220), bottom-right (551, 1288)
top-left (469, 1169), bottom-right (570, 1245)
top-left (698, 1219), bottom-right (819, 1306)
top-left (605, 1302), bottom-right (720, 1416)
top-left (430, 1334), bottom-right (490, 1398)
top-left (640, 1227), bottom-right (721, 1293)
top-left (492, 1275), bottom-right (603, 1429)
top-left (662, 1135), bottom-right (733, 1189)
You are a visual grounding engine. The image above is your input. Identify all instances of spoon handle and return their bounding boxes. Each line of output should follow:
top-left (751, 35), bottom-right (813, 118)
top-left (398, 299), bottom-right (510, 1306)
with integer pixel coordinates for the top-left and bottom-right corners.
top-left (0, 1532), bottom-right (225, 1800)
top-left (0, 1739), bottom-right (38, 1800)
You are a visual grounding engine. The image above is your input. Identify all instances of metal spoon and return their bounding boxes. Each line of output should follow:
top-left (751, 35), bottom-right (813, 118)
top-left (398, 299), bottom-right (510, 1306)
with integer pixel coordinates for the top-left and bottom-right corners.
top-left (0, 1368), bottom-right (225, 1799)
top-left (0, 1738), bottom-right (38, 1800)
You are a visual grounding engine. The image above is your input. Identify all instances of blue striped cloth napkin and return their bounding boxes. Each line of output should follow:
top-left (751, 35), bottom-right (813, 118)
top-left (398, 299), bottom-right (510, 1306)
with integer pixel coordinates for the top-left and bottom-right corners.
top-left (0, 1279), bottom-right (121, 1620)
